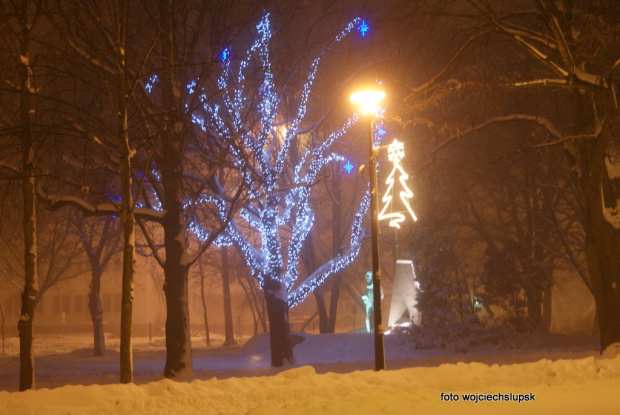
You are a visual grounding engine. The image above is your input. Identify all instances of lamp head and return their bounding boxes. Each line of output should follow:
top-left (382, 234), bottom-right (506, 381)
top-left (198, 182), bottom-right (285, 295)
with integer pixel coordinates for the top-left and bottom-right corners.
top-left (350, 90), bottom-right (385, 116)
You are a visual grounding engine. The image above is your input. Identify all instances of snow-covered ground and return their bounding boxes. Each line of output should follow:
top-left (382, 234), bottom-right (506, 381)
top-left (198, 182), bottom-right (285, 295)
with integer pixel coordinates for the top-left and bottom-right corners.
top-left (1, 331), bottom-right (619, 414)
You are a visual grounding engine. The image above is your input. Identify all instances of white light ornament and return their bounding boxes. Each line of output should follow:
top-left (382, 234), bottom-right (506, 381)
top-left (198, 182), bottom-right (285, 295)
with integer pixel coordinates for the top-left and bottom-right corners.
top-left (378, 139), bottom-right (417, 228)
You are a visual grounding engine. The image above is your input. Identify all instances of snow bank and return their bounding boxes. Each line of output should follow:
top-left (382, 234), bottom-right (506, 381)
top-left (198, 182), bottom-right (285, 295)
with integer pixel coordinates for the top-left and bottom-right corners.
top-left (2, 355), bottom-right (620, 414)
top-left (0, 332), bottom-right (613, 413)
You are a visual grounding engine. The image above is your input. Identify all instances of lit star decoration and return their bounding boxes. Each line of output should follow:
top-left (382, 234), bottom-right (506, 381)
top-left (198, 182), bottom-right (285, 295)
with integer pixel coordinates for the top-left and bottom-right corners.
top-left (344, 160), bottom-right (354, 173)
top-left (378, 139), bottom-right (418, 228)
top-left (186, 13), bottom-right (370, 309)
top-left (358, 20), bottom-right (369, 36)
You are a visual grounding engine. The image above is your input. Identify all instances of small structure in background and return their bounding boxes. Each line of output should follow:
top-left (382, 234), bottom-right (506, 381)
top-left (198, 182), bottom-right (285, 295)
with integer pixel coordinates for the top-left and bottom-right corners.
top-left (362, 271), bottom-right (384, 333)
top-left (362, 271), bottom-right (374, 333)
top-left (388, 260), bottom-right (421, 330)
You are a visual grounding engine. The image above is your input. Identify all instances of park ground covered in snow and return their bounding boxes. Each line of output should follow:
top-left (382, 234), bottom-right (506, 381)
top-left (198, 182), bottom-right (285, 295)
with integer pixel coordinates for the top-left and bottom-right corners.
top-left (1, 331), bottom-right (620, 414)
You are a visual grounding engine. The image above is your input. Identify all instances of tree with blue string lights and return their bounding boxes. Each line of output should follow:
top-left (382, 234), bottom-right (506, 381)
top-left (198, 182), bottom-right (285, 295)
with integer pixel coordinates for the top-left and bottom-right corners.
top-left (190, 13), bottom-right (372, 366)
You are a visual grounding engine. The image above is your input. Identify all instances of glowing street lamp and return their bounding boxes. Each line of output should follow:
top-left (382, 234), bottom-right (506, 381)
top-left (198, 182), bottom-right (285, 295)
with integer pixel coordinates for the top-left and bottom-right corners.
top-left (350, 87), bottom-right (386, 371)
top-left (350, 91), bottom-right (385, 116)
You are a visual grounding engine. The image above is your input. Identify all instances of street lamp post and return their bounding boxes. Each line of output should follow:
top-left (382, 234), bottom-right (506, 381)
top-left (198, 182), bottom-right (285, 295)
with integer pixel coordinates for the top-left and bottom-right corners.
top-left (350, 89), bottom-right (386, 371)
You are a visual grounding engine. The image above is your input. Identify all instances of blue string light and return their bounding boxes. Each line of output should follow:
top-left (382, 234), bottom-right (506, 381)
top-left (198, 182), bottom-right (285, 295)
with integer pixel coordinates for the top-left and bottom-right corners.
top-left (145, 74), bottom-right (158, 93)
top-left (187, 13), bottom-right (368, 308)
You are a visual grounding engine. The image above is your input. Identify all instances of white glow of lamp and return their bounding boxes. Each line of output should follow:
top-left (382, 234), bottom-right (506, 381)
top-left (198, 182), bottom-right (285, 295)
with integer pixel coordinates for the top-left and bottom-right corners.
top-left (349, 90), bottom-right (385, 116)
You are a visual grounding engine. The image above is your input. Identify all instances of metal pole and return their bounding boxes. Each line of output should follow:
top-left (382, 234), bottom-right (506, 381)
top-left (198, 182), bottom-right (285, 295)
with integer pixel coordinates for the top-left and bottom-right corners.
top-left (368, 118), bottom-right (386, 371)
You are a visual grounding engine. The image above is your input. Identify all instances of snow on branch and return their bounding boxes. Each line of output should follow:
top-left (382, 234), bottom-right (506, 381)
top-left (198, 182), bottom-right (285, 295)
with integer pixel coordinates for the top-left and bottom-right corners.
top-left (38, 189), bottom-right (165, 222)
top-left (512, 78), bottom-right (568, 88)
top-left (432, 113), bottom-right (604, 164)
top-left (0, 160), bottom-right (20, 175)
top-left (495, 17), bottom-right (608, 88)
top-left (601, 183), bottom-right (620, 230)
top-left (433, 114), bottom-right (563, 153)
top-left (405, 30), bottom-right (489, 103)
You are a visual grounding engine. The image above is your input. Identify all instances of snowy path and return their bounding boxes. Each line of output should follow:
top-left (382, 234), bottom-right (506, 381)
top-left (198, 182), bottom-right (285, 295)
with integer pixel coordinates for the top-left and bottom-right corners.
top-left (2, 332), bottom-right (618, 414)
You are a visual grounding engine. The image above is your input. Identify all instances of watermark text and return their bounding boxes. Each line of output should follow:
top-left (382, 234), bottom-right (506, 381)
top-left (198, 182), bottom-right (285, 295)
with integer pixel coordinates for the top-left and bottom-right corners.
top-left (440, 392), bottom-right (536, 404)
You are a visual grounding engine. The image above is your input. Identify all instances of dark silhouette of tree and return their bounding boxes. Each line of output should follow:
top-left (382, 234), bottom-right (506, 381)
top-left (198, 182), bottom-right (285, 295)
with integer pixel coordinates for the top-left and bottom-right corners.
top-left (69, 215), bottom-right (121, 356)
top-left (394, 0), bottom-right (618, 349)
top-left (0, 0), bottom-right (45, 391)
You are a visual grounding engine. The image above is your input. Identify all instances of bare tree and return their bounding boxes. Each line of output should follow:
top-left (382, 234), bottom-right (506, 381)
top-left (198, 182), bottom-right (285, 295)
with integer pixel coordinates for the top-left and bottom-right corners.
top-left (193, 13), bottom-right (372, 366)
top-left (69, 215), bottom-right (122, 356)
top-left (0, 0), bottom-right (45, 391)
top-left (395, 0), bottom-right (619, 350)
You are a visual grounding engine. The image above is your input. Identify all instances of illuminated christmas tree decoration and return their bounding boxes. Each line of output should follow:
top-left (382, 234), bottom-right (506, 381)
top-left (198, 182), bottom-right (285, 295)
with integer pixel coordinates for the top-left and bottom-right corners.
top-left (344, 160), bottom-right (354, 173)
top-left (378, 139), bottom-right (417, 228)
top-left (358, 20), bottom-right (369, 36)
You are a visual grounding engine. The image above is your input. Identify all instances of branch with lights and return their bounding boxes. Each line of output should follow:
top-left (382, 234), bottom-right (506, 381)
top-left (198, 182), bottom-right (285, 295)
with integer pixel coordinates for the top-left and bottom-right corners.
top-left (186, 13), bottom-right (372, 308)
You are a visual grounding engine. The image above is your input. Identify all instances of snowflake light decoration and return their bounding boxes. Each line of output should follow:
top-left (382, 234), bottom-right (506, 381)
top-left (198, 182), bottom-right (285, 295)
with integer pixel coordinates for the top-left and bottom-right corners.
top-left (344, 160), bottom-right (354, 173)
top-left (358, 20), bottom-right (369, 36)
top-left (387, 139), bottom-right (405, 163)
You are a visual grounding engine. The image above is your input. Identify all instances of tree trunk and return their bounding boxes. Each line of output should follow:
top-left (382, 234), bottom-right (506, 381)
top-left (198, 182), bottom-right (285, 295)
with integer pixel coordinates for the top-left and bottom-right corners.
top-left (116, 0), bottom-right (135, 384)
top-left (88, 274), bottom-right (105, 356)
top-left (542, 285), bottom-right (552, 333)
top-left (585, 215), bottom-right (620, 353)
top-left (524, 285), bottom-right (542, 330)
top-left (163, 260), bottom-right (193, 377)
top-left (159, 1), bottom-right (194, 378)
top-left (198, 259), bottom-right (211, 347)
top-left (1, 304), bottom-right (5, 355)
top-left (264, 279), bottom-right (293, 367)
top-left (160, 123), bottom-right (193, 377)
top-left (118, 127), bottom-right (135, 385)
top-left (327, 274), bottom-right (343, 333)
top-left (221, 246), bottom-right (236, 346)
top-left (18, 2), bottom-right (38, 389)
top-left (238, 276), bottom-right (264, 335)
top-left (18, 130), bottom-right (38, 389)
top-left (161, 157), bottom-right (193, 377)
top-left (582, 145), bottom-right (620, 351)
top-left (327, 161), bottom-right (344, 333)
top-left (313, 289), bottom-right (329, 333)
top-left (576, 94), bottom-right (620, 353)
top-left (303, 235), bottom-right (332, 333)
